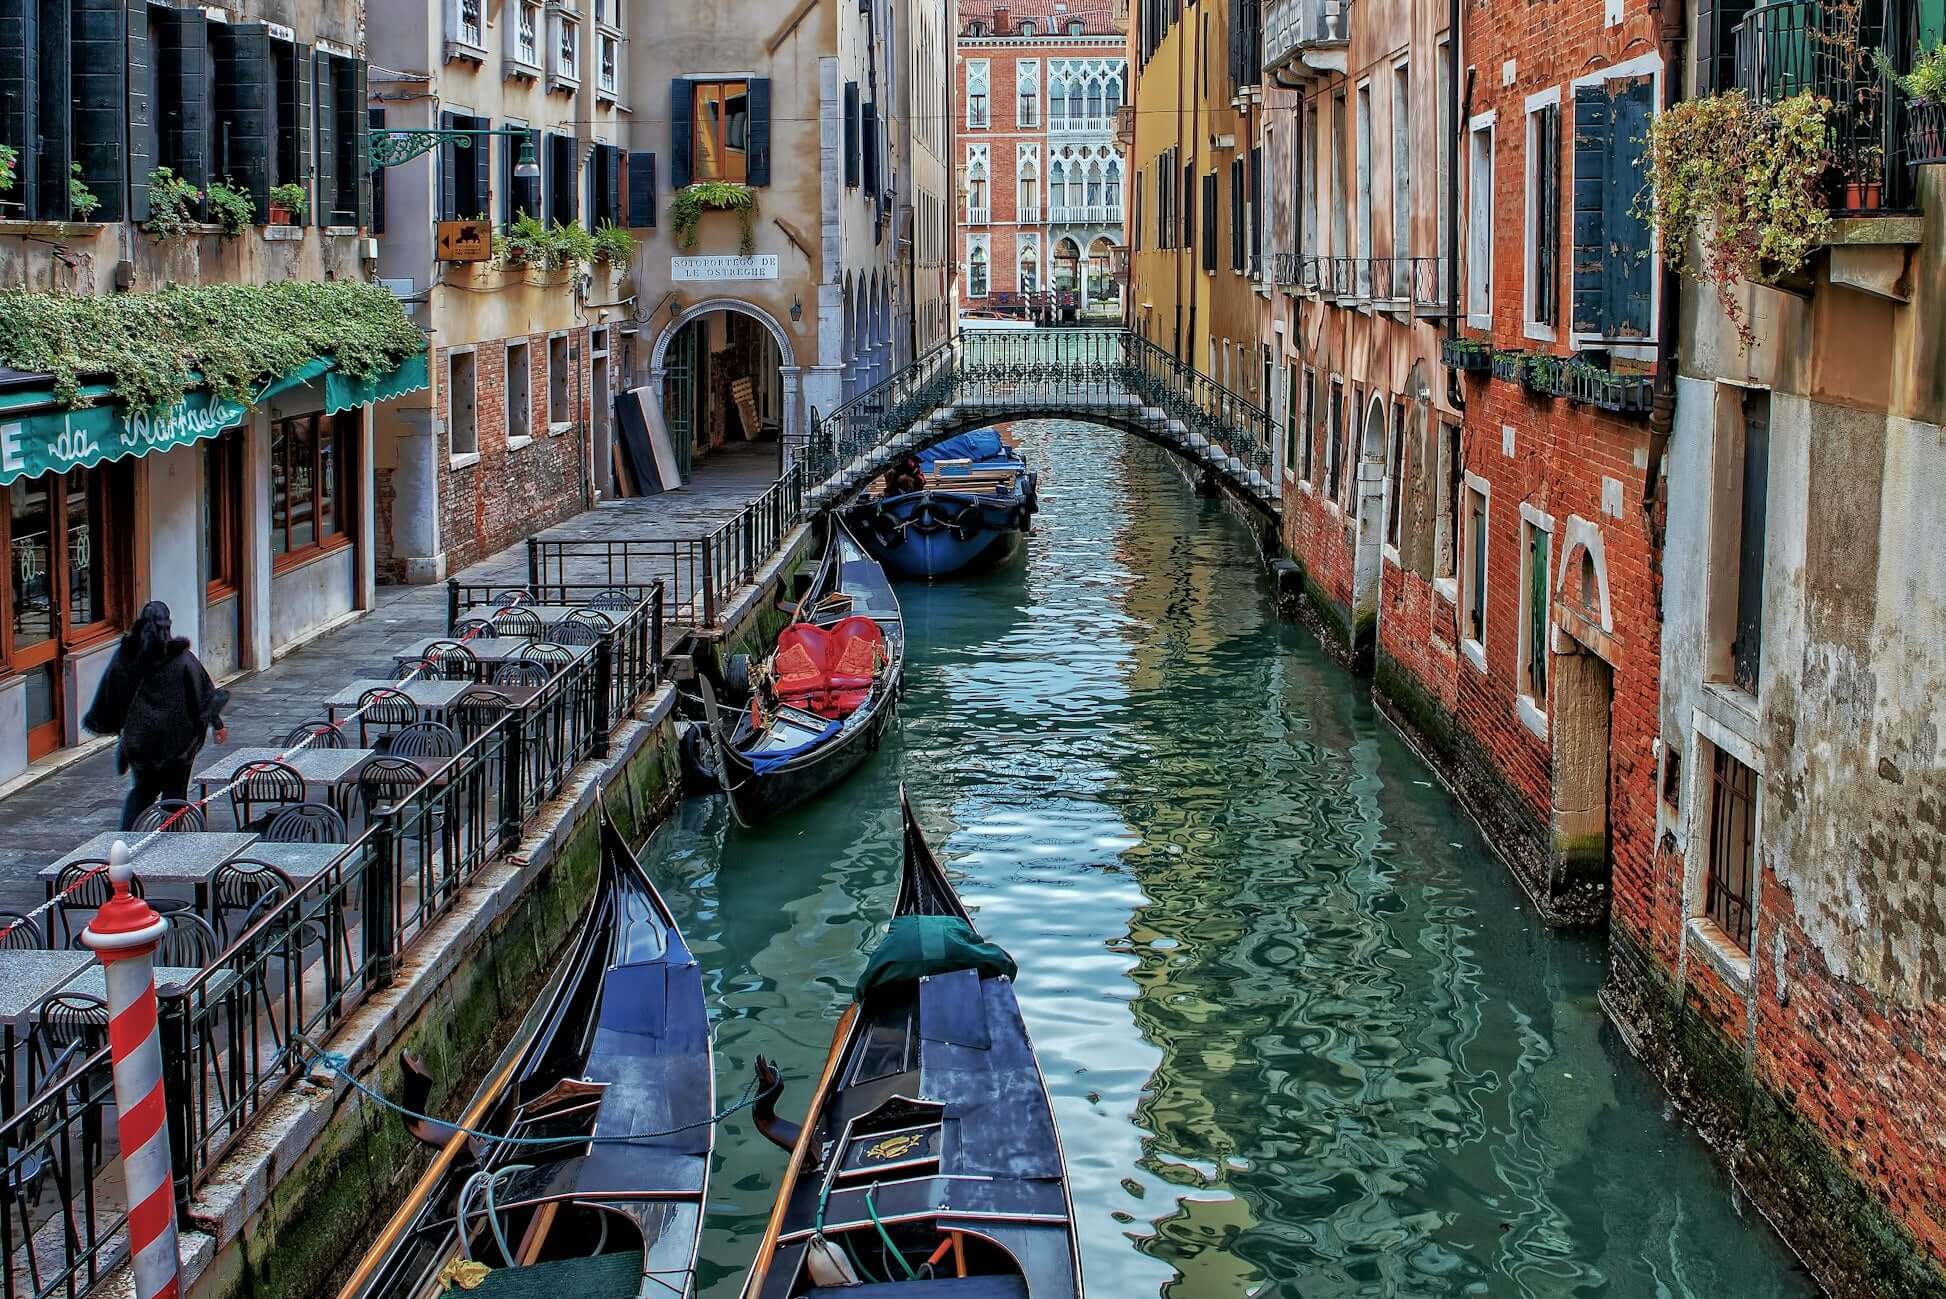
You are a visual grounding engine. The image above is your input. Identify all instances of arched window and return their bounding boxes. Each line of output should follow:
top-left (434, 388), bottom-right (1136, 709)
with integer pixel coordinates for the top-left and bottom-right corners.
top-left (1106, 159), bottom-right (1122, 212)
top-left (969, 241), bottom-right (989, 296)
top-left (1086, 78), bottom-right (1104, 120)
top-left (1066, 80), bottom-right (1084, 124)
top-left (1086, 161), bottom-right (1103, 208)
top-left (1019, 240), bottom-right (1039, 292)
top-left (1106, 77), bottom-right (1123, 110)
top-left (1017, 150), bottom-right (1040, 216)
top-left (967, 153), bottom-right (989, 213)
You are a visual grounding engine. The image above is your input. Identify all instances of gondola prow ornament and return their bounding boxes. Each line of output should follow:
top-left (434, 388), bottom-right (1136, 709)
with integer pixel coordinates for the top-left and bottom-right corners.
top-left (81, 841), bottom-right (182, 1299)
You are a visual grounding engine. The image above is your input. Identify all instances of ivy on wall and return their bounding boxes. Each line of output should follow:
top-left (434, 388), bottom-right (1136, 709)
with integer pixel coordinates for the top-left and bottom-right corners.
top-left (0, 281), bottom-right (426, 413)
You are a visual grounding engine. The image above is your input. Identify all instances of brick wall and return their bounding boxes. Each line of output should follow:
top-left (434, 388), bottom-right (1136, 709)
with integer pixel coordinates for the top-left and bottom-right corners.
top-left (375, 328), bottom-right (593, 582)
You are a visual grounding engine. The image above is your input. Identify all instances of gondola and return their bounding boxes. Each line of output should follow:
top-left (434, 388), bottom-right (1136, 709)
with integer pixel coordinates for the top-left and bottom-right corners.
top-left (844, 429), bottom-right (1038, 579)
top-left (336, 797), bottom-right (713, 1299)
top-left (698, 519), bottom-right (905, 826)
top-left (739, 788), bottom-right (1083, 1298)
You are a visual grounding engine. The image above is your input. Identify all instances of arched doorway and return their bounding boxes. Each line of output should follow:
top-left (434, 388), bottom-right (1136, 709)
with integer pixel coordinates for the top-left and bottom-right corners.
top-left (649, 298), bottom-right (798, 481)
top-left (1350, 395), bottom-right (1389, 653)
top-left (1054, 237), bottom-right (1081, 297)
top-left (1086, 236), bottom-right (1117, 314)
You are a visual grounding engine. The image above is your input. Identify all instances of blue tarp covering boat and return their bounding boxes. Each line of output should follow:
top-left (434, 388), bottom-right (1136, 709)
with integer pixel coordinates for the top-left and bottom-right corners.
top-left (845, 431), bottom-right (1039, 580)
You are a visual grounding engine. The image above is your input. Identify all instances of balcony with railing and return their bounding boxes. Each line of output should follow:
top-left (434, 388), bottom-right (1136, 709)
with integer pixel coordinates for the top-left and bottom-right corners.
top-left (1733, 0), bottom-right (1917, 212)
top-left (1050, 204), bottom-right (1124, 225)
top-left (1272, 253), bottom-right (1451, 312)
top-left (968, 205), bottom-right (992, 225)
top-left (1262, 0), bottom-right (1348, 78)
top-left (1049, 114), bottom-right (1117, 135)
top-left (1017, 205), bottom-right (1042, 225)
top-left (1115, 104), bottom-right (1136, 149)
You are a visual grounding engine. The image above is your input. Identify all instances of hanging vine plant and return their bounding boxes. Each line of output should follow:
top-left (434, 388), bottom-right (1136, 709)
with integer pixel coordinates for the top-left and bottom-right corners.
top-left (0, 280), bottom-right (425, 413)
top-left (1641, 90), bottom-right (1833, 348)
top-left (671, 181), bottom-right (757, 255)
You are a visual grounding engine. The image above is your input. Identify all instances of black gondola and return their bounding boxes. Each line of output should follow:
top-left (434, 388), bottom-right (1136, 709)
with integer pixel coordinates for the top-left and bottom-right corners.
top-left (336, 797), bottom-right (713, 1299)
top-left (740, 788), bottom-right (1083, 1298)
top-left (698, 520), bottom-right (905, 826)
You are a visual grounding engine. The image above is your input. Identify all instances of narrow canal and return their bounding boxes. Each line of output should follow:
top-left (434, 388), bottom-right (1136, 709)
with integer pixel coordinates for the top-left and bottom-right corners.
top-left (648, 421), bottom-right (1816, 1297)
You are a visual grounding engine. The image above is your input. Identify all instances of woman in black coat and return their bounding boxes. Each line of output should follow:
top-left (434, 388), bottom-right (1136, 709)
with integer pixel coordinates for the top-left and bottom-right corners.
top-left (84, 601), bottom-right (230, 830)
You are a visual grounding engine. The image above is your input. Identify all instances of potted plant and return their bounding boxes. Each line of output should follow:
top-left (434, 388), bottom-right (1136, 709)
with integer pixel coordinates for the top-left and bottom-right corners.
top-left (1441, 336), bottom-right (1493, 372)
top-left (1877, 42), bottom-right (1946, 164)
top-left (593, 220), bottom-right (636, 267)
top-left (68, 162), bottom-right (100, 221)
top-left (206, 180), bottom-right (255, 235)
top-left (144, 167), bottom-right (203, 241)
top-left (0, 144), bottom-right (16, 196)
top-left (671, 180), bottom-right (757, 255)
top-left (268, 182), bottom-right (308, 225)
top-left (1520, 351), bottom-right (1561, 396)
top-left (1491, 348), bottom-right (1527, 384)
top-left (1838, 144), bottom-right (1884, 210)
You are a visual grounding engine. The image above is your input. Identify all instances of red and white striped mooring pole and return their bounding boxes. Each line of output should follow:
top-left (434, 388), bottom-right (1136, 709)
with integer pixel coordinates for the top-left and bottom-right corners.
top-left (81, 840), bottom-right (181, 1299)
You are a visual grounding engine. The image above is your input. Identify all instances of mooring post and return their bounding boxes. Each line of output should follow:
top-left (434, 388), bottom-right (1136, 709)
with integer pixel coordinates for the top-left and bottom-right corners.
top-left (81, 842), bottom-right (182, 1299)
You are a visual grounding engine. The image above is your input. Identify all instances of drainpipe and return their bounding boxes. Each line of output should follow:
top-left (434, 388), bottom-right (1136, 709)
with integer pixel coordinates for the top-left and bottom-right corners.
top-left (1643, 0), bottom-right (1687, 621)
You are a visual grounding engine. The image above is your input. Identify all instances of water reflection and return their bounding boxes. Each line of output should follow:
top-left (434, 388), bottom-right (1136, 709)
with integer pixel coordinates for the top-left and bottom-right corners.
top-left (640, 422), bottom-right (1813, 1298)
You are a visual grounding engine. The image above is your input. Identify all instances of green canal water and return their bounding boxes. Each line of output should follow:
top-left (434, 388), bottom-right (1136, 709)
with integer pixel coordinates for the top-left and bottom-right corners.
top-left (648, 421), bottom-right (1816, 1297)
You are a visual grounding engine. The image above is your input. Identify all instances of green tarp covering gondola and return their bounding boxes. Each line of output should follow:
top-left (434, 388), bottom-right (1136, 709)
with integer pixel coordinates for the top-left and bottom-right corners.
top-left (855, 914), bottom-right (1017, 997)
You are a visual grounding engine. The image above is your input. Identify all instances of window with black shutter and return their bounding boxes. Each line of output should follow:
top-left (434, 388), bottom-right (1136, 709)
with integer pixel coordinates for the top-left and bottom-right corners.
top-left (271, 35), bottom-right (309, 207)
top-left (152, 6), bottom-right (209, 218)
top-left (863, 102), bottom-right (880, 193)
top-left (1, 0), bottom-right (139, 221)
top-left (316, 53), bottom-right (365, 227)
top-left (844, 82), bottom-right (861, 188)
top-left (1249, 144), bottom-right (1262, 263)
top-left (315, 54), bottom-right (338, 225)
top-left (504, 123), bottom-right (541, 226)
top-left (547, 131), bottom-right (578, 225)
top-left (1530, 102), bottom-right (1559, 327)
top-left (1229, 158), bottom-right (1244, 271)
top-left (588, 141), bottom-right (620, 227)
top-left (212, 22), bottom-right (274, 214)
top-left (1182, 161), bottom-right (1194, 250)
top-left (1571, 76), bottom-right (1654, 339)
top-left (626, 151), bottom-right (657, 227)
top-left (1201, 171), bottom-right (1217, 273)
top-left (746, 78), bottom-right (771, 186)
top-left (369, 107), bottom-right (386, 234)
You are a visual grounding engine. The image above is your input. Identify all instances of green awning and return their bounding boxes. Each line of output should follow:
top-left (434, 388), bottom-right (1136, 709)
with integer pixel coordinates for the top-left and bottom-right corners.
top-left (0, 350), bottom-right (429, 487)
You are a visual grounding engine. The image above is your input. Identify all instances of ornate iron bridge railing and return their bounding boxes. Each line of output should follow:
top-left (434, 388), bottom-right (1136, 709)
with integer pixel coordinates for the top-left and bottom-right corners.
top-left (790, 328), bottom-right (1275, 507)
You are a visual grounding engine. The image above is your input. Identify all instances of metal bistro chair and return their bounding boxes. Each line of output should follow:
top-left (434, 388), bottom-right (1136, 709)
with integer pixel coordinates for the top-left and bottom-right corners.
top-left (388, 721), bottom-right (459, 759)
top-left (229, 760), bottom-right (308, 832)
top-left (51, 861), bottom-right (139, 948)
top-left (450, 689), bottom-right (514, 743)
top-left (588, 588), bottom-right (637, 612)
top-left (452, 617), bottom-right (494, 639)
top-left (494, 588), bottom-right (536, 608)
top-left (211, 858), bottom-right (295, 948)
top-left (263, 801), bottom-right (348, 845)
top-left (0, 909), bottom-right (43, 950)
top-left (284, 719), bottom-right (348, 750)
top-left (156, 911), bottom-right (219, 970)
top-left (418, 639), bottom-right (480, 682)
top-left (492, 659), bottom-right (553, 688)
top-left (356, 756), bottom-right (427, 819)
top-left (131, 798), bottom-right (207, 833)
top-left (548, 617), bottom-right (604, 648)
top-left (358, 687), bottom-right (419, 748)
top-left (518, 641), bottom-right (574, 672)
top-left (492, 607), bottom-right (545, 640)
top-left (29, 992), bottom-right (110, 1169)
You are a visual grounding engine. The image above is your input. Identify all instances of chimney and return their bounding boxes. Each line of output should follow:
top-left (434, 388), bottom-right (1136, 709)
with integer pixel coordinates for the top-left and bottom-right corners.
top-left (994, 5), bottom-right (1011, 33)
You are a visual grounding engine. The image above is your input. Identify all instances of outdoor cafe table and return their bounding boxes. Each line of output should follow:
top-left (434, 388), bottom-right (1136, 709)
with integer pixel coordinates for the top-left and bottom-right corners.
top-left (0, 949), bottom-right (92, 1118)
top-left (392, 637), bottom-right (586, 672)
top-left (40, 831), bottom-right (261, 919)
top-left (248, 841), bottom-right (352, 884)
top-left (323, 679), bottom-right (544, 726)
top-left (453, 603), bottom-right (618, 629)
top-left (191, 748), bottom-right (453, 823)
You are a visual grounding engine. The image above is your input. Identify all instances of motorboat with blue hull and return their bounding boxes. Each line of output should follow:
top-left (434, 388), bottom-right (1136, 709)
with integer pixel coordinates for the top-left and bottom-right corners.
top-left (698, 519), bottom-right (905, 826)
top-left (336, 799), bottom-right (713, 1299)
top-left (846, 430), bottom-right (1038, 580)
top-left (739, 788), bottom-right (1083, 1299)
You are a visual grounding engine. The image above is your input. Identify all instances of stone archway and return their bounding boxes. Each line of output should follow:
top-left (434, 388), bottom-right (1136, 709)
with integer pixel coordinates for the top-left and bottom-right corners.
top-left (1348, 394), bottom-right (1389, 660)
top-left (1545, 514), bottom-right (1620, 926)
top-left (648, 296), bottom-right (803, 457)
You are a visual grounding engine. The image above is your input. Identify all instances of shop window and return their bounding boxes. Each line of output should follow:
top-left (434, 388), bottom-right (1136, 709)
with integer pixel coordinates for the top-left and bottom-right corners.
top-left (448, 350), bottom-right (479, 457)
top-left (204, 430), bottom-right (243, 598)
top-left (507, 340), bottom-right (533, 443)
top-left (1703, 744), bottom-right (1758, 951)
top-left (270, 413), bottom-right (352, 564)
top-left (549, 335), bottom-right (573, 427)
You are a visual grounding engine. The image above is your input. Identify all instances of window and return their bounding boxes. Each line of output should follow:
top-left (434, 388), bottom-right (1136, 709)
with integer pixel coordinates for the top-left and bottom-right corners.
top-left (507, 339), bottom-right (533, 444)
top-left (203, 431), bottom-right (243, 598)
top-left (547, 132), bottom-right (579, 225)
top-left (1201, 171), bottom-right (1217, 272)
top-left (511, 0), bottom-right (542, 71)
top-left (1710, 389), bottom-right (1770, 694)
top-left (968, 236), bottom-right (990, 296)
top-left (1519, 517), bottom-right (1551, 702)
top-left (1018, 234), bottom-right (1040, 291)
top-left (1391, 62), bottom-right (1411, 296)
top-left (456, 0), bottom-right (485, 50)
top-left (441, 113), bottom-right (492, 221)
top-left (1019, 19), bottom-right (1036, 35)
top-left (1434, 422), bottom-right (1461, 578)
top-left (1229, 158), bottom-right (1246, 271)
top-left (1017, 145), bottom-right (1040, 220)
top-left (1301, 369), bottom-right (1316, 482)
top-left (548, 335), bottom-right (573, 427)
top-left (845, 83), bottom-right (862, 188)
top-left (1703, 745), bottom-right (1758, 951)
top-left (504, 123), bottom-right (541, 226)
top-left (1384, 399), bottom-right (1406, 550)
top-left (1527, 96), bottom-right (1561, 330)
top-left (1437, 42), bottom-right (1452, 298)
top-left (1326, 379), bottom-right (1344, 501)
top-left (1068, 19), bottom-right (1084, 34)
top-left (1017, 60), bottom-right (1040, 127)
top-left (551, 11), bottom-right (581, 86)
top-left (968, 60), bottom-right (991, 128)
top-left (315, 52), bottom-right (368, 229)
top-left (1331, 92), bottom-right (1349, 260)
top-left (1467, 116), bottom-right (1495, 325)
top-left (1464, 481), bottom-right (1489, 647)
top-left (966, 146), bottom-right (989, 220)
top-left (1300, 103), bottom-right (1317, 258)
top-left (598, 32), bottom-right (619, 97)
top-left (271, 413), bottom-right (353, 563)
top-left (690, 81), bottom-right (750, 181)
top-left (447, 350), bottom-right (479, 457)
top-left (1355, 82), bottom-right (1372, 295)
top-left (1571, 74), bottom-right (1656, 339)
top-left (588, 142), bottom-right (622, 228)
top-left (1283, 363), bottom-right (1298, 478)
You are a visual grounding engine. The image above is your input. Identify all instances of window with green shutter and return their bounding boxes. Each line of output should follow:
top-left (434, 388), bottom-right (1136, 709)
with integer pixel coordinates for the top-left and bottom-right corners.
top-left (1572, 76), bottom-right (1655, 339)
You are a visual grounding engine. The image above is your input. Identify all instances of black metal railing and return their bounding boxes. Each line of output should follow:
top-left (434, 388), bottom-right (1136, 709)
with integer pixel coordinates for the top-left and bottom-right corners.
top-left (1734, 0), bottom-right (1916, 211)
top-left (1, 1046), bottom-right (121, 1299)
top-left (526, 469), bottom-right (804, 628)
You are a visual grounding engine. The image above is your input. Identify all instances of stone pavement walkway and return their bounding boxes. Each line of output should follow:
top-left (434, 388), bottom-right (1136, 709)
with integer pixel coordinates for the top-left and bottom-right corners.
top-left (0, 444), bottom-right (782, 914)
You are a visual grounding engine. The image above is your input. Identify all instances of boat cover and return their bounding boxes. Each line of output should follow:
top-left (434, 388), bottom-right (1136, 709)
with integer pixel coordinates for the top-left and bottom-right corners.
top-left (919, 430), bottom-right (1018, 468)
top-left (856, 915), bottom-right (1018, 996)
top-left (771, 616), bottom-right (886, 717)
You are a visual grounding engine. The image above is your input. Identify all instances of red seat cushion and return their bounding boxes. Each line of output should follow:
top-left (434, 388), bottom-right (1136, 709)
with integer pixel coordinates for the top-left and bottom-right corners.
top-left (767, 618), bottom-right (885, 718)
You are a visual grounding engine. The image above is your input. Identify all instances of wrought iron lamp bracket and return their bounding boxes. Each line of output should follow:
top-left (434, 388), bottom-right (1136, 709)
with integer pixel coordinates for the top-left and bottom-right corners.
top-left (370, 127), bottom-right (537, 171)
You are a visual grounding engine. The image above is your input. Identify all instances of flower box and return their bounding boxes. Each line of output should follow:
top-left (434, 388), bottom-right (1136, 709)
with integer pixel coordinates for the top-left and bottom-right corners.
top-left (1908, 101), bottom-right (1946, 166)
top-left (1560, 362), bottom-right (1654, 414)
top-left (1441, 337), bottom-right (1493, 373)
top-left (1491, 348), bottom-right (1527, 384)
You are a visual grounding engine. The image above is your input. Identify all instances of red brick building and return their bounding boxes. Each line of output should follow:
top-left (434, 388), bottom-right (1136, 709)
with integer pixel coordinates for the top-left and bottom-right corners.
top-left (955, 0), bottom-right (1127, 316)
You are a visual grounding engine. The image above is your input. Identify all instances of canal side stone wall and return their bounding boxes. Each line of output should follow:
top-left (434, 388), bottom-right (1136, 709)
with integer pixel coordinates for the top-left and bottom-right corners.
top-left (169, 698), bottom-right (684, 1299)
top-left (1279, 480), bottom-right (1362, 667)
top-left (1604, 923), bottom-right (1946, 1299)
